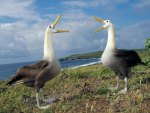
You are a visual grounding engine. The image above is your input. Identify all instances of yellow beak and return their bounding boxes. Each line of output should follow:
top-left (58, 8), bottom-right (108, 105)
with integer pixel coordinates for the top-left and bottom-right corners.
top-left (95, 27), bottom-right (105, 32)
top-left (55, 29), bottom-right (69, 33)
top-left (94, 16), bottom-right (105, 32)
top-left (53, 15), bottom-right (62, 28)
top-left (94, 16), bottom-right (105, 23)
top-left (52, 15), bottom-right (69, 33)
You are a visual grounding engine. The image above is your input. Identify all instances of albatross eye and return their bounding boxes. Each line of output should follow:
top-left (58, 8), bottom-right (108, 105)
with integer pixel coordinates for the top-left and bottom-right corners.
top-left (107, 20), bottom-right (109, 22)
top-left (49, 26), bottom-right (51, 28)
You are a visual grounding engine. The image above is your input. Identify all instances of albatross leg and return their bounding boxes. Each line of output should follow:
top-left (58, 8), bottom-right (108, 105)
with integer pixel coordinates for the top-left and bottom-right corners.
top-left (39, 89), bottom-right (44, 100)
top-left (109, 76), bottom-right (119, 90)
top-left (36, 92), bottom-right (40, 107)
top-left (118, 77), bottom-right (127, 94)
top-left (36, 92), bottom-right (51, 109)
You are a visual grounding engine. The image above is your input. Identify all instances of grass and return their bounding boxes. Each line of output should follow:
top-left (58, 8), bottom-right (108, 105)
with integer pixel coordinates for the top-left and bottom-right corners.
top-left (0, 51), bottom-right (150, 113)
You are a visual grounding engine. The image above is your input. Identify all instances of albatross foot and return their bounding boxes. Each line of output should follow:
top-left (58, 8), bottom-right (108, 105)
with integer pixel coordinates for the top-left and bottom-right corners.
top-left (118, 88), bottom-right (127, 94)
top-left (38, 104), bottom-right (51, 109)
top-left (37, 97), bottom-right (59, 109)
top-left (42, 96), bottom-right (59, 103)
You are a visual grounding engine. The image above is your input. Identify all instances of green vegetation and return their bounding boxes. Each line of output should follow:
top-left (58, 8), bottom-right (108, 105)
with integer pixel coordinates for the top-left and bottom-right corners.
top-left (0, 51), bottom-right (150, 113)
top-left (145, 38), bottom-right (150, 53)
top-left (144, 38), bottom-right (150, 65)
top-left (60, 51), bottom-right (103, 60)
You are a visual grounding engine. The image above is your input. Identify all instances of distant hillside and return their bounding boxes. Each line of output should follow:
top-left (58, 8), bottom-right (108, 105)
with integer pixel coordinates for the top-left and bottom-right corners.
top-left (60, 49), bottom-right (146, 61)
top-left (60, 51), bottom-right (103, 61)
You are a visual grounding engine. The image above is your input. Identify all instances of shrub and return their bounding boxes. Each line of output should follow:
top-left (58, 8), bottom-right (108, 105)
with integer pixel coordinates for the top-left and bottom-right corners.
top-left (145, 38), bottom-right (150, 53)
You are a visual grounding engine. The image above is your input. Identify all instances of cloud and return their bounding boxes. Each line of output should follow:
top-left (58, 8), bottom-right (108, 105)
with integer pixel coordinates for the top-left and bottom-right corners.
top-left (61, 0), bottom-right (129, 12)
top-left (116, 21), bottom-right (150, 49)
top-left (62, 0), bottom-right (129, 8)
top-left (61, 0), bottom-right (97, 8)
top-left (0, 0), bottom-right (149, 64)
top-left (133, 0), bottom-right (150, 11)
top-left (0, 21), bottom-right (46, 61)
top-left (0, 0), bottom-right (40, 21)
top-left (0, 23), bottom-right (13, 28)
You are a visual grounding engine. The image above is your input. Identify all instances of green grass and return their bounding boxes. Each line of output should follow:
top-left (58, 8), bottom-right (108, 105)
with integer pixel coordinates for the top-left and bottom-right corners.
top-left (0, 51), bottom-right (150, 113)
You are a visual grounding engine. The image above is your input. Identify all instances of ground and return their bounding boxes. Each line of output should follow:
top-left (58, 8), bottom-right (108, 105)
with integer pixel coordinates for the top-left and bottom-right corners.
top-left (0, 51), bottom-right (150, 113)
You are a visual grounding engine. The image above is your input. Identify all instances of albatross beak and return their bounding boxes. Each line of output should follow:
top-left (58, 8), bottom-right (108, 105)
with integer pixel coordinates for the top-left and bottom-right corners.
top-left (94, 16), bottom-right (105, 32)
top-left (95, 26), bottom-right (105, 32)
top-left (52, 15), bottom-right (62, 28)
top-left (52, 15), bottom-right (69, 33)
top-left (55, 29), bottom-right (69, 33)
top-left (94, 16), bottom-right (105, 23)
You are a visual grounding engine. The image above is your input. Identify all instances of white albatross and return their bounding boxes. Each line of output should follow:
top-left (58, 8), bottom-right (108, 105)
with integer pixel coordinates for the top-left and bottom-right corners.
top-left (94, 17), bottom-right (146, 94)
top-left (7, 15), bottom-right (69, 109)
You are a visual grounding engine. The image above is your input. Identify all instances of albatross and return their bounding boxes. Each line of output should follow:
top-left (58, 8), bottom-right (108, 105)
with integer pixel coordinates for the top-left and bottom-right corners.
top-left (6, 15), bottom-right (69, 109)
top-left (94, 17), bottom-right (146, 94)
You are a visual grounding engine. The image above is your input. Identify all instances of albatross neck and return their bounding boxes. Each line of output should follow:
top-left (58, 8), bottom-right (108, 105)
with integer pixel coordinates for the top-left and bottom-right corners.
top-left (105, 24), bottom-right (116, 50)
top-left (43, 30), bottom-right (55, 61)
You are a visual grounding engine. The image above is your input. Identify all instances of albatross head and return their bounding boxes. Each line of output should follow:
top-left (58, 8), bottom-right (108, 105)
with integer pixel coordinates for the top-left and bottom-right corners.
top-left (43, 15), bottom-right (69, 61)
top-left (94, 17), bottom-right (112, 32)
top-left (46, 15), bottom-right (69, 34)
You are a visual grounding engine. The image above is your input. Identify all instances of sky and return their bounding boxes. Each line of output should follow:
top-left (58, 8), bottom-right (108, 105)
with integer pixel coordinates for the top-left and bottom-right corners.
top-left (0, 0), bottom-right (150, 64)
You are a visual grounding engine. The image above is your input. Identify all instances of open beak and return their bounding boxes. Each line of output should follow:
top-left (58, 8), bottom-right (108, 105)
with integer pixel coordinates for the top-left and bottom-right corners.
top-left (94, 16), bottom-right (105, 32)
top-left (52, 15), bottom-right (69, 33)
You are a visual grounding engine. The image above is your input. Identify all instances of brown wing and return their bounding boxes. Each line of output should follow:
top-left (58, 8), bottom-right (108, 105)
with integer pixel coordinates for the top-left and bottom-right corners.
top-left (22, 60), bottom-right (49, 70)
top-left (6, 60), bottom-right (50, 86)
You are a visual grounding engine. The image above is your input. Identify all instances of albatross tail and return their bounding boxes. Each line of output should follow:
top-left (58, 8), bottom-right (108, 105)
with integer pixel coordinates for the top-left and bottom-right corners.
top-left (6, 74), bottom-right (25, 86)
top-left (139, 61), bottom-right (149, 67)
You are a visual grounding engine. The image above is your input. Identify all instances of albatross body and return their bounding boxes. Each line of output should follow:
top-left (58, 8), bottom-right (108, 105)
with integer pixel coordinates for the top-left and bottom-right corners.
top-left (94, 17), bottom-right (145, 94)
top-left (7, 15), bottom-right (69, 109)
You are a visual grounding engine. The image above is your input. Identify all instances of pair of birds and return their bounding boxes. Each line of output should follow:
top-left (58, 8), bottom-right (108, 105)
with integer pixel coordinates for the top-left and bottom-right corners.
top-left (7, 15), bottom-right (145, 109)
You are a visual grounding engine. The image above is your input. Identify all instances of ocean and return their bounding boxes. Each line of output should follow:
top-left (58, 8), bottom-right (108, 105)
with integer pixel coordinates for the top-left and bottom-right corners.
top-left (0, 58), bottom-right (101, 80)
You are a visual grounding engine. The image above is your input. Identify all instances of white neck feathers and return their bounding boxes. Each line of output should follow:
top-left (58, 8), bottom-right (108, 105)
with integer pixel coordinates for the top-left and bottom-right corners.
top-left (43, 28), bottom-right (55, 61)
top-left (105, 24), bottom-right (116, 50)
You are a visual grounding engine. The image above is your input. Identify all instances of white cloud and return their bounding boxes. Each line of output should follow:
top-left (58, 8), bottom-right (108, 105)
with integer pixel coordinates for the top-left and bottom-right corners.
top-left (62, 0), bottom-right (97, 8)
top-left (0, 21), bottom-right (45, 60)
top-left (0, 23), bottom-right (13, 28)
top-left (0, 0), bottom-right (149, 64)
top-left (133, 0), bottom-right (150, 10)
top-left (0, 0), bottom-right (40, 20)
top-left (62, 0), bottom-right (129, 8)
top-left (116, 21), bottom-right (150, 49)
top-left (61, 0), bottom-right (129, 12)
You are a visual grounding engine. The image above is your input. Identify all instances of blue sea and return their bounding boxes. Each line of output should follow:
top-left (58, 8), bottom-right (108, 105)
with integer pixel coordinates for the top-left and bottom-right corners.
top-left (0, 58), bottom-right (101, 80)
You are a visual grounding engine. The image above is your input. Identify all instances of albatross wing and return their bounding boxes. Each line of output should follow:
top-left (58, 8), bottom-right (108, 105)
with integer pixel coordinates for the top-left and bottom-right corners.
top-left (6, 60), bottom-right (50, 86)
top-left (113, 49), bottom-right (145, 67)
